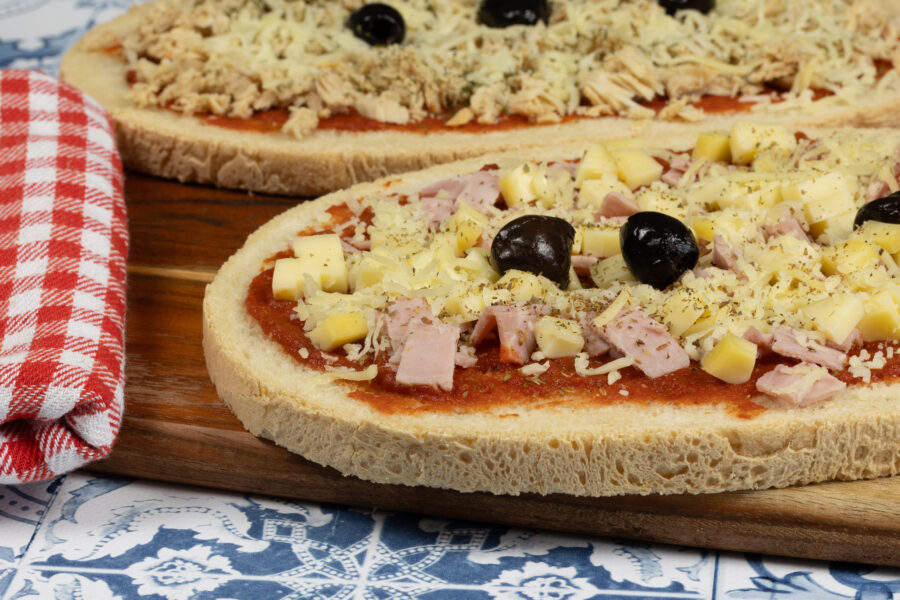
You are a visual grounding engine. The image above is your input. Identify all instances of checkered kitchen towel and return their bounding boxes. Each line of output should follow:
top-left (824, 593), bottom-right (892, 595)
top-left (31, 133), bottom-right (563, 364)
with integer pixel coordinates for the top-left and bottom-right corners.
top-left (0, 70), bottom-right (127, 483)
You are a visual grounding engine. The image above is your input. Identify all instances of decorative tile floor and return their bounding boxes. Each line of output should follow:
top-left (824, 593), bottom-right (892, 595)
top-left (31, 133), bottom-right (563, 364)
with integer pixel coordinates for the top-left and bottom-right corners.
top-left (1, 473), bottom-right (898, 599)
top-left (0, 1), bottom-right (898, 598)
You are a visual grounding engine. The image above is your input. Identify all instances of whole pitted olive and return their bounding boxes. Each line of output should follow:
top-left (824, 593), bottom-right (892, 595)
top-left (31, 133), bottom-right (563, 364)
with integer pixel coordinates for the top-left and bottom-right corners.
top-left (854, 190), bottom-right (900, 228)
top-left (658, 0), bottom-right (715, 16)
top-left (478, 0), bottom-right (550, 28)
top-left (348, 3), bottom-right (405, 46)
top-left (491, 215), bottom-right (575, 288)
top-left (620, 212), bottom-right (699, 290)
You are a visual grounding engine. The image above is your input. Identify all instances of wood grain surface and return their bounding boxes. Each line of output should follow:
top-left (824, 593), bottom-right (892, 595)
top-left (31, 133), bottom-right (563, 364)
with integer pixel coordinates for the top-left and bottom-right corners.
top-left (89, 172), bottom-right (900, 567)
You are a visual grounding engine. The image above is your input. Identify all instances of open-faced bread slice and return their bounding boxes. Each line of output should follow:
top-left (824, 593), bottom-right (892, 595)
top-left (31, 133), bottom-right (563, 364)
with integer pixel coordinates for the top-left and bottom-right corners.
top-left (62, 0), bottom-right (900, 196)
top-left (203, 125), bottom-right (900, 496)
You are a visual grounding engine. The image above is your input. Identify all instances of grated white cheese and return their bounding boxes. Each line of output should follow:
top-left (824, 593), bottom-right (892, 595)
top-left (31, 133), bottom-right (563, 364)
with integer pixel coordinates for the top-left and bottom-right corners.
top-left (520, 361), bottom-right (550, 376)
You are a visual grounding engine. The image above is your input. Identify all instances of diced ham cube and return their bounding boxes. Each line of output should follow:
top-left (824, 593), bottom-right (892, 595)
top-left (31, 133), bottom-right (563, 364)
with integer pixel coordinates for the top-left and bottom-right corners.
top-left (756, 363), bottom-right (846, 408)
top-left (712, 235), bottom-right (744, 277)
top-left (571, 254), bottom-right (599, 276)
top-left (764, 217), bottom-right (810, 243)
top-left (600, 307), bottom-right (690, 378)
top-left (743, 326), bottom-right (773, 353)
top-left (419, 196), bottom-right (455, 227)
top-left (660, 157), bottom-right (690, 186)
top-left (866, 181), bottom-right (891, 203)
top-left (471, 305), bottom-right (549, 364)
top-left (596, 192), bottom-right (639, 219)
top-left (580, 314), bottom-right (611, 357)
top-left (419, 176), bottom-right (466, 200)
top-left (385, 298), bottom-right (432, 356)
top-left (771, 327), bottom-right (847, 370)
top-left (395, 321), bottom-right (460, 391)
top-left (457, 172), bottom-right (500, 213)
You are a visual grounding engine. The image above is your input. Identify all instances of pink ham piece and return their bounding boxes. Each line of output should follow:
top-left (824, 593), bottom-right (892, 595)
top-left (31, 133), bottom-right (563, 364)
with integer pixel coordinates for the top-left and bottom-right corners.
top-left (471, 305), bottom-right (549, 364)
top-left (580, 314), bottom-right (611, 357)
top-left (457, 172), bottom-right (501, 213)
top-left (395, 321), bottom-right (460, 391)
top-left (711, 235), bottom-right (744, 277)
top-left (600, 307), bottom-right (690, 378)
top-left (571, 254), bottom-right (599, 276)
top-left (419, 176), bottom-right (466, 200)
top-left (866, 181), bottom-right (891, 203)
top-left (756, 363), bottom-right (846, 408)
top-left (595, 192), bottom-right (639, 219)
top-left (771, 327), bottom-right (847, 370)
top-left (419, 196), bottom-right (455, 227)
top-left (660, 157), bottom-right (690, 186)
top-left (764, 217), bottom-right (810, 243)
top-left (455, 350), bottom-right (478, 368)
top-left (743, 326), bottom-right (774, 353)
top-left (385, 298), bottom-right (432, 356)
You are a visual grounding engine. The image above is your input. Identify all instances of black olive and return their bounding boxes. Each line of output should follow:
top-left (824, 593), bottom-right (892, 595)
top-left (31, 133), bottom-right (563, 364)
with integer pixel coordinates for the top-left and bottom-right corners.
top-left (854, 190), bottom-right (900, 228)
top-left (491, 215), bottom-right (575, 288)
top-left (620, 212), bottom-right (699, 290)
top-left (478, 0), bottom-right (549, 28)
top-left (658, 0), bottom-right (715, 16)
top-left (348, 3), bottom-right (405, 46)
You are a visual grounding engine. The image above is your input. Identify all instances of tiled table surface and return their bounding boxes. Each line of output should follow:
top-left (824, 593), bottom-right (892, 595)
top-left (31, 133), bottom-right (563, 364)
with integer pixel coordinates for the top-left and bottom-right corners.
top-left (0, 2), bottom-right (898, 598)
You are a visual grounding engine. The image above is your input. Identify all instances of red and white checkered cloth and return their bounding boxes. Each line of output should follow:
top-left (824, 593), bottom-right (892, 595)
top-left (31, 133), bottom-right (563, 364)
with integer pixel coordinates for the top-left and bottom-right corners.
top-left (0, 70), bottom-right (127, 484)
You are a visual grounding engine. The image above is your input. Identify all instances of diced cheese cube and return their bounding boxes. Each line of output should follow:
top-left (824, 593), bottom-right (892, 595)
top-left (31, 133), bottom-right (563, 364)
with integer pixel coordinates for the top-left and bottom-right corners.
top-left (611, 148), bottom-right (664, 190)
top-left (350, 255), bottom-right (386, 290)
top-left (292, 234), bottom-right (348, 294)
top-left (693, 132), bottom-right (731, 163)
top-left (636, 189), bottom-right (687, 221)
top-left (494, 269), bottom-right (547, 304)
top-left (308, 312), bottom-right (369, 351)
top-left (729, 122), bottom-right (797, 165)
top-left (801, 295), bottom-right (864, 344)
top-left (782, 172), bottom-right (856, 225)
top-left (589, 254), bottom-right (637, 288)
top-left (577, 176), bottom-right (631, 209)
top-left (444, 292), bottom-right (486, 321)
top-left (809, 209), bottom-right (856, 243)
top-left (689, 209), bottom-right (757, 244)
top-left (580, 226), bottom-right (621, 257)
top-left (660, 288), bottom-right (705, 337)
top-left (575, 143), bottom-right (618, 186)
top-left (532, 166), bottom-right (575, 210)
top-left (700, 334), bottom-right (757, 384)
top-left (852, 221), bottom-right (900, 254)
top-left (499, 163), bottom-right (538, 207)
top-left (858, 291), bottom-right (900, 341)
top-left (272, 258), bottom-right (307, 301)
top-left (462, 248), bottom-right (500, 282)
top-left (535, 316), bottom-right (585, 358)
top-left (820, 239), bottom-right (880, 276)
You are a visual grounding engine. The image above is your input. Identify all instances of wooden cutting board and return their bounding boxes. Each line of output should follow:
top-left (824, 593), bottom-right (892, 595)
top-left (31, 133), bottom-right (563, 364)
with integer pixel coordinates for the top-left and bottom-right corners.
top-left (90, 173), bottom-right (900, 567)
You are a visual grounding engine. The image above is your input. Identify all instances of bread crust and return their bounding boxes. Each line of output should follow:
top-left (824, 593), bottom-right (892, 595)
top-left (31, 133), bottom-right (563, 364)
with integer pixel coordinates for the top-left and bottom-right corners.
top-left (62, 4), bottom-right (900, 197)
top-left (202, 139), bottom-right (900, 496)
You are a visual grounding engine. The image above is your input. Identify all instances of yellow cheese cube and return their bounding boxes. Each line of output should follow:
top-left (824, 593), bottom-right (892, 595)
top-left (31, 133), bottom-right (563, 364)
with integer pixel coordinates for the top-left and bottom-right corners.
top-left (637, 189), bottom-right (687, 221)
top-left (700, 334), bottom-right (757, 384)
top-left (809, 209), bottom-right (855, 243)
top-left (461, 248), bottom-right (500, 282)
top-left (580, 226), bottom-right (621, 257)
top-left (782, 172), bottom-right (856, 225)
top-left (535, 316), bottom-right (585, 358)
top-left (292, 234), bottom-right (348, 294)
top-left (589, 254), bottom-right (637, 288)
top-left (729, 122), bottom-right (797, 165)
top-left (575, 143), bottom-right (619, 186)
top-left (499, 163), bottom-right (538, 207)
top-left (272, 258), bottom-right (307, 301)
top-left (801, 295), bottom-right (864, 344)
top-left (444, 292), bottom-right (486, 321)
top-left (532, 166), bottom-right (575, 210)
top-left (820, 239), bottom-right (880, 276)
top-left (852, 221), bottom-right (900, 254)
top-left (455, 220), bottom-right (482, 255)
top-left (858, 291), bottom-right (900, 341)
top-left (494, 269), bottom-right (547, 304)
top-left (660, 288), bottom-right (705, 337)
top-left (611, 148), bottom-right (664, 190)
top-left (693, 132), bottom-right (731, 163)
top-left (307, 312), bottom-right (369, 351)
top-left (349, 255), bottom-right (386, 290)
top-left (578, 176), bottom-right (631, 209)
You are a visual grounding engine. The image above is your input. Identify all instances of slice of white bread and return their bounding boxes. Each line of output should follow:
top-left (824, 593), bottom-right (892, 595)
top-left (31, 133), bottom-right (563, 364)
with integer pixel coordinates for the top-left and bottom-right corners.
top-left (62, 2), bottom-right (900, 197)
top-left (202, 133), bottom-right (900, 497)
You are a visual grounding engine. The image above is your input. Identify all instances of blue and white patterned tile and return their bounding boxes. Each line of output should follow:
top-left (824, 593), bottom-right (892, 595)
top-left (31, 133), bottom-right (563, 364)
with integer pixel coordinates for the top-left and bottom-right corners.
top-left (715, 552), bottom-right (900, 599)
top-left (0, 478), bottom-right (60, 598)
top-left (0, 0), bottom-right (134, 75)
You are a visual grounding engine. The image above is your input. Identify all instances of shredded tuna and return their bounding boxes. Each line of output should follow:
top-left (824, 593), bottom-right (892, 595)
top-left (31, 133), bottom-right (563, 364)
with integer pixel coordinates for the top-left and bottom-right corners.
top-left (771, 327), bottom-right (847, 370)
top-left (756, 363), bottom-right (846, 408)
top-left (599, 307), bottom-right (690, 378)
